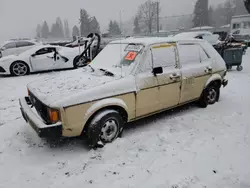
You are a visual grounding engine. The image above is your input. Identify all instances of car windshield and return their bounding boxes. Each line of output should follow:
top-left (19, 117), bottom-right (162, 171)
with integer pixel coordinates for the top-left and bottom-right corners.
top-left (90, 43), bottom-right (144, 76)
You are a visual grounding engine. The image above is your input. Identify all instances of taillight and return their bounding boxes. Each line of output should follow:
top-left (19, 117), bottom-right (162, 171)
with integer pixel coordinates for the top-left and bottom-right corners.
top-left (48, 108), bottom-right (60, 123)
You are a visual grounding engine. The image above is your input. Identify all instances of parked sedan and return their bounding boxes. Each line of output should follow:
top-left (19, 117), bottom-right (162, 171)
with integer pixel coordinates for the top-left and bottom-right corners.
top-left (0, 40), bottom-right (41, 58)
top-left (0, 45), bottom-right (81, 76)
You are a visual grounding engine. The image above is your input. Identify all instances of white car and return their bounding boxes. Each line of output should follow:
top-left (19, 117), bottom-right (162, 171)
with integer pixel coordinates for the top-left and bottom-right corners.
top-left (0, 45), bottom-right (81, 76)
top-left (0, 40), bottom-right (40, 58)
top-left (174, 31), bottom-right (220, 46)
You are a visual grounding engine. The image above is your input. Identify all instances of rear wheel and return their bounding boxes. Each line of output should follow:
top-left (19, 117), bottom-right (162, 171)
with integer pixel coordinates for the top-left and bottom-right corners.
top-left (73, 55), bottom-right (88, 68)
top-left (10, 61), bottom-right (30, 76)
top-left (86, 110), bottom-right (124, 148)
top-left (237, 65), bottom-right (243, 71)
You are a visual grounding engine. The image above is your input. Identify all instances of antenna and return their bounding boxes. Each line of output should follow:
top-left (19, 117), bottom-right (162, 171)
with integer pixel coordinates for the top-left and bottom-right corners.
top-left (119, 9), bottom-right (123, 78)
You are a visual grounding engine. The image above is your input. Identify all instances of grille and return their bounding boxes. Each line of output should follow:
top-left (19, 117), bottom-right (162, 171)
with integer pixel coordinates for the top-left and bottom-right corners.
top-left (29, 93), bottom-right (50, 124)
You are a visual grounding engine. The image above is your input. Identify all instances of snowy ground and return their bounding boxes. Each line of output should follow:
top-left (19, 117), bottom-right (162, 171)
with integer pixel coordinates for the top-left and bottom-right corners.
top-left (0, 52), bottom-right (250, 188)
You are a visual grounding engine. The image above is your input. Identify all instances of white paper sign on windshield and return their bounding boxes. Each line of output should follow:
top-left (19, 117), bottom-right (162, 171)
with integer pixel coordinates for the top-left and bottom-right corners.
top-left (125, 44), bottom-right (144, 52)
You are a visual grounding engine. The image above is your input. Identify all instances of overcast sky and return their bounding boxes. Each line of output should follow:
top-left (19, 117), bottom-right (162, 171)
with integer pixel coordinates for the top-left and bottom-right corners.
top-left (0, 0), bottom-right (226, 43)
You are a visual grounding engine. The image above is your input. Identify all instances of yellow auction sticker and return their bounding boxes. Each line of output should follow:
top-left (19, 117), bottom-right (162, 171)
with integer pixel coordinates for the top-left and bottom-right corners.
top-left (152, 43), bottom-right (176, 49)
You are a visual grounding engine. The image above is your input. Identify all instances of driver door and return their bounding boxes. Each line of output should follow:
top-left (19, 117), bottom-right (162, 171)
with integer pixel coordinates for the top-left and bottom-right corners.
top-left (31, 47), bottom-right (58, 71)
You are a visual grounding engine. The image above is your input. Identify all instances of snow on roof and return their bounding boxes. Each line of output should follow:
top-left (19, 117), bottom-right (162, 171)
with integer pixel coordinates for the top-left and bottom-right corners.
top-left (174, 31), bottom-right (212, 38)
top-left (110, 37), bottom-right (202, 46)
top-left (220, 24), bottom-right (230, 28)
top-left (190, 26), bottom-right (214, 31)
top-left (232, 14), bottom-right (250, 18)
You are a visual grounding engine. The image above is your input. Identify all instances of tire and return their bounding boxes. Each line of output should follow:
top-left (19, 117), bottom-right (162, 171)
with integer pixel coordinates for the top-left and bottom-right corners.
top-left (10, 61), bottom-right (30, 76)
top-left (86, 109), bottom-right (124, 148)
top-left (73, 55), bottom-right (88, 69)
top-left (198, 83), bottom-right (220, 107)
top-left (226, 65), bottom-right (232, 70)
top-left (237, 65), bottom-right (243, 71)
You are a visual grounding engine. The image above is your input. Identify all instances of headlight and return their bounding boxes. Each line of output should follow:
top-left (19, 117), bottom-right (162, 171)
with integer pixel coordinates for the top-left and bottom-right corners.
top-left (47, 108), bottom-right (60, 123)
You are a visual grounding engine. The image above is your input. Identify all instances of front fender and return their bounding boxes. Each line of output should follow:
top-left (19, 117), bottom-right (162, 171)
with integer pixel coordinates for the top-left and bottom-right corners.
top-left (205, 73), bottom-right (222, 88)
top-left (84, 98), bottom-right (128, 122)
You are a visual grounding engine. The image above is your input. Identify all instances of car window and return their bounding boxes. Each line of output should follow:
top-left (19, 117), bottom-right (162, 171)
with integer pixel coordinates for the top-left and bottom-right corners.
top-left (178, 44), bottom-right (202, 67)
top-left (199, 46), bottom-right (210, 62)
top-left (139, 49), bottom-right (153, 73)
top-left (16, 41), bottom-right (35, 48)
top-left (3, 42), bottom-right (16, 49)
top-left (232, 23), bottom-right (241, 29)
top-left (35, 47), bottom-right (56, 56)
top-left (151, 43), bottom-right (177, 68)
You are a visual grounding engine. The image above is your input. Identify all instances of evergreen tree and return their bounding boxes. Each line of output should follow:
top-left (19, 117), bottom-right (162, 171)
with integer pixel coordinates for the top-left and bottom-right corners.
top-left (193, 0), bottom-right (209, 27)
top-left (36, 24), bottom-right (41, 38)
top-left (64, 20), bottom-right (70, 38)
top-left (72, 25), bottom-right (80, 37)
top-left (56, 17), bottom-right (64, 38)
top-left (41, 21), bottom-right (50, 38)
top-left (108, 20), bottom-right (114, 34)
top-left (133, 16), bottom-right (141, 34)
top-left (89, 16), bottom-right (100, 33)
top-left (108, 20), bottom-right (121, 35)
top-left (80, 8), bottom-right (91, 36)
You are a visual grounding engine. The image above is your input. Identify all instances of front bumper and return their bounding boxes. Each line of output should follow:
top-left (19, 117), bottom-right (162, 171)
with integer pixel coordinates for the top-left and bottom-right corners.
top-left (19, 97), bottom-right (62, 138)
top-left (222, 79), bottom-right (228, 88)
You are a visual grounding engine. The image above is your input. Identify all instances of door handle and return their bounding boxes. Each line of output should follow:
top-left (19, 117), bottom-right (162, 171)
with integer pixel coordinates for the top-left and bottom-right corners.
top-left (205, 66), bottom-right (212, 73)
top-left (170, 74), bottom-right (181, 80)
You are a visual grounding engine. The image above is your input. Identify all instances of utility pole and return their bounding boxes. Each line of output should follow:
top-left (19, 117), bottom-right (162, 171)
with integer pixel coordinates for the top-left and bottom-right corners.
top-left (156, 1), bottom-right (160, 33)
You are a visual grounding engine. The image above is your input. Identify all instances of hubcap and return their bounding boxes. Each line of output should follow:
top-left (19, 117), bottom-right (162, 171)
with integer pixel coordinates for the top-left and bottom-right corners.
top-left (76, 58), bottom-right (86, 67)
top-left (100, 119), bottom-right (118, 142)
top-left (13, 63), bottom-right (27, 76)
top-left (207, 88), bottom-right (217, 103)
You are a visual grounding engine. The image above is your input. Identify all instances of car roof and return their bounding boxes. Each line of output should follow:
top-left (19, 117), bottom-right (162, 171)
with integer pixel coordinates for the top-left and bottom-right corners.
top-left (110, 37), bottom-right (204, 46)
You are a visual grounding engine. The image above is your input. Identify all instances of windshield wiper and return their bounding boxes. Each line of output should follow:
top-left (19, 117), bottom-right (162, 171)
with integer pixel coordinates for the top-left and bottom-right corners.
top-left (99, 68), bottom-right (114, 77)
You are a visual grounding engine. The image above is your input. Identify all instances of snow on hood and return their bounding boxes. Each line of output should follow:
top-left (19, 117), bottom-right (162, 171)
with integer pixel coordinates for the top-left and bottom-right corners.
top-left (27, 68), bottom-right (118, 106)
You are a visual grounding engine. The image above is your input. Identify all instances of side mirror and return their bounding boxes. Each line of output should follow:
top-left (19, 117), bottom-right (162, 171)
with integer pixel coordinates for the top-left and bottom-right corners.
top-left (1, 47), bottom-right (6, 51)
top-left (152, 67), bottom-right (163, 76)
top-left (31, 53), bottom-right (36, 57)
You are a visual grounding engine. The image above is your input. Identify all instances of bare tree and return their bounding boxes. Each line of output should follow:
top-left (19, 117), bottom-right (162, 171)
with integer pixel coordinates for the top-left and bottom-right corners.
top-left (137, 0), bottom-right (159, 34)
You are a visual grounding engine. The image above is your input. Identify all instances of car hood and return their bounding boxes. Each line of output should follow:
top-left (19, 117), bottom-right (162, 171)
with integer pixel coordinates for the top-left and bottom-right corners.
top-left (27, 68), bottom-right (119, 107)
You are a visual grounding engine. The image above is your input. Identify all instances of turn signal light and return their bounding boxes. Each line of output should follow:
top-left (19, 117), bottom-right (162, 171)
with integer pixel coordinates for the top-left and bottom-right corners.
top-left (48, 108), bottom-right (60, 123)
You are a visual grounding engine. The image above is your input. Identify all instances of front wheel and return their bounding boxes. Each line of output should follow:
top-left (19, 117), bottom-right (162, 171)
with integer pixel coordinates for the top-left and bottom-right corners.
top-left (10, 61), bottom-right (29, 76)
top-left (86, 110), bottom-right (124, 148)
top-left (197, 83), bottom-right (220, 107)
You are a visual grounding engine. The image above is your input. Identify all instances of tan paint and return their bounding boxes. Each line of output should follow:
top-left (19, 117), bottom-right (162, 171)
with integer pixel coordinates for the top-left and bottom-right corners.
top-left (62, 93), bottom-right (136, 137)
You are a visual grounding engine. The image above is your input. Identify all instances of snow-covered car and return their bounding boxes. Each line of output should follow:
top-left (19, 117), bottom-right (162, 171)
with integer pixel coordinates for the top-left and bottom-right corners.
top-left (19, 37), bottom-right (228, 148)
top-left (174, 31), bottom-right (220, 46)
top-left (0, 45), bottom-right (81, 76)
top-left (0, 40), bottom-right (40, 58)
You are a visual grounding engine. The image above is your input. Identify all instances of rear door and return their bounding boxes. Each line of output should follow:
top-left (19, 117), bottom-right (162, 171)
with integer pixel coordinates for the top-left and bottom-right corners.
top-left (151, 43), bottom-right (181, 109)
top-left (178, 42), bottom-right (212, 103)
